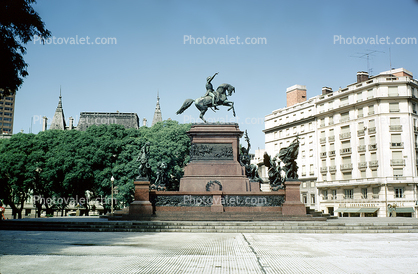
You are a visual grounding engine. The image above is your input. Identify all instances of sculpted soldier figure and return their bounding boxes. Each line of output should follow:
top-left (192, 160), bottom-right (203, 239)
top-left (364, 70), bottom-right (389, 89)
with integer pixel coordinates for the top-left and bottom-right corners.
top-left (204, 72), bottom-right (219, 110)
top-left (136, 142), bottom-right (151, 180)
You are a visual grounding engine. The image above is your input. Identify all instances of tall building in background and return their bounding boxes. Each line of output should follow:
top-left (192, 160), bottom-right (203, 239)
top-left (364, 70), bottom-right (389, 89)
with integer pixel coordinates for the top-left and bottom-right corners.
top-left (264, 68), bottom-right (418, 218)
top-left (0, 91), bottom-right (16, 134)
top-left (151, 93), bottom-right (162, 126)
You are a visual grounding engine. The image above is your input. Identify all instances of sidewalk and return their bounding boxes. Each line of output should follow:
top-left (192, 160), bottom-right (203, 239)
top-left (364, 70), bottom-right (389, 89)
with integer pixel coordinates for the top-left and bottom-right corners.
top-left (1, 218), bottom-right (418, 273)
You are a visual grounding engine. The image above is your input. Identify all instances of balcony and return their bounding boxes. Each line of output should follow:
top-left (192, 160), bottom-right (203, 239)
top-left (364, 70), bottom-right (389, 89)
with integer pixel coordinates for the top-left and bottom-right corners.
top-left (390, 159), bottom-right (405, 166)
top-left (368, 127), bottom-right (376, 134)
top-left (372, 194), bottom-right (379, 199)
top-left (319, 137), bottom-right (326, 143)
top-left (389, 125), bottom-right (402, 132)
top-left (328, 135), bottom-right (335, 142)
top-left (358, 145), bottom-right (366, 152)
top-left (320, 167), bottom-right (328, 173)
top-left (358, 162), bottom-right (367, 169)
top-left (358, 114), bottom-right (364, 118)
top-left (320, 152), bottom-right (327, 158)
top-left (340, 147), bottom-right (352, 155)
top-left (390, 142), bottom-right (404, 149)
top-left (329, 165), bottom-right (337, 172)
top-left (339, 132), bottom-right (351, 140)
top-left (368, 110), bottom-right (375, 115)
top-left (340, 163), bottom-right (353, 171)
top-left (328, 150), bottom-right (336, 157)
top-left (368, 143), bottom-right (377, 151)
top-left (369, 160), bottom-right (379, 168)
top-left (357, 130), bottom-right (365, 137)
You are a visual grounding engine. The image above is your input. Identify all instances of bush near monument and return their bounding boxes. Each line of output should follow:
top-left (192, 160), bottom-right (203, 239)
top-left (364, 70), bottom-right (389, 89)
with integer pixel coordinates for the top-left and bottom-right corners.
top-left (0, 121), bottom-right (191, 218)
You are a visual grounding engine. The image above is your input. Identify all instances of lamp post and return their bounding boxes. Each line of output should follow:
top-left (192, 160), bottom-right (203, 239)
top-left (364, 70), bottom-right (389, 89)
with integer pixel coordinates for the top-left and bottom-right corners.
top-left (111, 176), bottom-right (115, 215)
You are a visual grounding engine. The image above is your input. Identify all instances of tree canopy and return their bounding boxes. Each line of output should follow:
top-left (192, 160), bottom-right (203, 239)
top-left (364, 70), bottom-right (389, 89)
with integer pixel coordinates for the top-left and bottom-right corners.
top-left (0, 0), bottom-right (51, 97)
top-left (0, 121), bottom-right (191, 218)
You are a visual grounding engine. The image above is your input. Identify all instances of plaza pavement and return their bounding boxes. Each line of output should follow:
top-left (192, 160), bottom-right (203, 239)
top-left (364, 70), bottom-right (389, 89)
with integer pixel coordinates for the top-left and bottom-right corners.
top-left (1, 217), bottom-right (418, 273)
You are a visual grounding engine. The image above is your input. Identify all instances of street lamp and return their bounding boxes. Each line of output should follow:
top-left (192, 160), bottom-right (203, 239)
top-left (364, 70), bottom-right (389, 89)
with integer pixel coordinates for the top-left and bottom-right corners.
top-left (111, 176), bottom-right (115, 215)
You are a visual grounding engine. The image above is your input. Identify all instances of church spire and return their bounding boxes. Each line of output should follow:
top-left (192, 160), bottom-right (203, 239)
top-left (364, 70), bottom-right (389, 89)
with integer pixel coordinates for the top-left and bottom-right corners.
top-left (151, 91), bottom-right (162, 126)
top-left (49, 87), bottom-right (67, 130)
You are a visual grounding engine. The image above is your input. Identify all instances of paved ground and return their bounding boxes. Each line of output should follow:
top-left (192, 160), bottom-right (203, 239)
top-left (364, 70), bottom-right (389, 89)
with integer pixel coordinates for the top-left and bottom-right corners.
top-left (1, 223), bottom-right (418, 274)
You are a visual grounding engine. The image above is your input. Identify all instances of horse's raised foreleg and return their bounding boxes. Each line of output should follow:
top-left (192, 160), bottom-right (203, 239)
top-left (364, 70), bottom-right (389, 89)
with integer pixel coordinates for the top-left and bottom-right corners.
top-left (226, 101), bottom-right (236, 117)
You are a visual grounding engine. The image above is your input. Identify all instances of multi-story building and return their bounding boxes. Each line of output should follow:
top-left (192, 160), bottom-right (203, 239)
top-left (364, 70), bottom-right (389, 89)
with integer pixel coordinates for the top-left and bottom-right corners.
top-left (264, 68), bottom-right (418, 218)
top-left (0, 91), bottom-right (16, 134)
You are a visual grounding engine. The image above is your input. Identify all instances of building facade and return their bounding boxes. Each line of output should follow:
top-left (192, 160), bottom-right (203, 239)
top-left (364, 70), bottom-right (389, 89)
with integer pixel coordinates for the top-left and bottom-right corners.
top-left (0, 91), bottom-right (15, 134)
top-left (264, 68), bottom-right (418, 217)
top-left (77, 112), bottom-right (139, 131)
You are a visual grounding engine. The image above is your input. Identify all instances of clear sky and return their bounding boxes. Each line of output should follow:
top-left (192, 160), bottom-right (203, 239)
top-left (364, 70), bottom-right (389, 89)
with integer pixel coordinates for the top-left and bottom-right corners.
top-left (13, 0), bottom-right (418, 152)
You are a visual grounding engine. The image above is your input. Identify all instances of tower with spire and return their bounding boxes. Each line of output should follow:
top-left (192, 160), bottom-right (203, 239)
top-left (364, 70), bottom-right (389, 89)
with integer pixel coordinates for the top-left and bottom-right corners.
top-left (49, 87), bottom-right (67, 130)
top-left (151, 92), bottom-right (162, 126)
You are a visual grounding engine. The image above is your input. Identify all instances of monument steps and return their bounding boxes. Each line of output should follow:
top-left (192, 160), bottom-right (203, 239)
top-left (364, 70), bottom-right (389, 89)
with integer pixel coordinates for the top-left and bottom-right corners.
top-left (1, 219), bottom-right (418, 233)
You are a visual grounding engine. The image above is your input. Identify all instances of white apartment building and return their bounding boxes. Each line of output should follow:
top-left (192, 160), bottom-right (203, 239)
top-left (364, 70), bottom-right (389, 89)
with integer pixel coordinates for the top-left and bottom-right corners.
top-left (264, 68), bottom-right (418, 217)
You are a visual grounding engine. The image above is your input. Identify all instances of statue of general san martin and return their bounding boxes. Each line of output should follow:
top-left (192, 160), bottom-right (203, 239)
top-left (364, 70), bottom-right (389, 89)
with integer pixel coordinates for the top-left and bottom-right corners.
top-left (176, 73), bottom-right (236, 123)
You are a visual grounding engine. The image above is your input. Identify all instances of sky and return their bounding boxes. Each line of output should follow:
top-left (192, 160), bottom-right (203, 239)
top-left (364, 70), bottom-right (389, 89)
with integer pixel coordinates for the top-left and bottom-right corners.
top-left (13, 0), bottom-right (418, 152)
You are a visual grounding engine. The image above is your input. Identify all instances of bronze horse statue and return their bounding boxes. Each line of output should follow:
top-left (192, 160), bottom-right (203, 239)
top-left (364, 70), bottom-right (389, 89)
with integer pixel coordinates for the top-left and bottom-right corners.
top-left (176, 83), bottom-right (235, 123)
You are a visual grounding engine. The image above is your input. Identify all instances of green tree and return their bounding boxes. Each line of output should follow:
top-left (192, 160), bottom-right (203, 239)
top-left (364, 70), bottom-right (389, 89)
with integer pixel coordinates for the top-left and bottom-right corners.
top-left (0, 133), bottom-right (36, 218)
top-left (0, 0), bottom-right (51, 96)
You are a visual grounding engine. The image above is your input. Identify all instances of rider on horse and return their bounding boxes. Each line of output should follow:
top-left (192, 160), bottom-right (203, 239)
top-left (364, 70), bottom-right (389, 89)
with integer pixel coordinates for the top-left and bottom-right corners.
top-left (204, 72), bottom-right (219, 110)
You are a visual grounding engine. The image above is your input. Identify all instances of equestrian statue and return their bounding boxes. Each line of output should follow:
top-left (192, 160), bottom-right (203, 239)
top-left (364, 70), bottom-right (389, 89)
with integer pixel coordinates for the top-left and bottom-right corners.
top-left (176, 73), bottom-right (236, 123)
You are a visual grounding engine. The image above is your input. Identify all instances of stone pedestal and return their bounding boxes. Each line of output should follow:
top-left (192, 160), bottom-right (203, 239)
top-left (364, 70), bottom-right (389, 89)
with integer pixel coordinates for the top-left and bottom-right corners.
top-left (179, 123), bottom-right (254, 193)
top-left (281, 180), bottom-right (306, 216)
top-left (129, 181), bottom-right (153, 215)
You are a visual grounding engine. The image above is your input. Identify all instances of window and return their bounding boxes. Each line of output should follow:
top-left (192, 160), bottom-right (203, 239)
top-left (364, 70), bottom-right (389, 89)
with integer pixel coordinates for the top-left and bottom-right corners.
top-left (302, 150), bottom-right (306, 159)
top-left (369, 119), bottom-right (375, 128)
top-left (360, 170), bottom-right (366, 178)
top-left (344, 189), bottom-right (353, 199)
top-left (341, 125), bottom-right (350, 133)
top-left (309, 122), bottom-right (313, 131)
top-left (360, 154), bottom-right (366, 162)
top-left (359, 137), bottom-right (365, 145)
top-left (340, 96), bottom-right (349, 106)
top-left (332, 189), bottom-right (337, 200)
top-left (311, 194), bottom-right (315, 204)
top-left (368, 105), bottom-right (375, 115)
top-left (413, 103), bottom-right (417, 114)
top-left (390, 117), bottom-right (400, 126)
top-left (322, 159), bottom-right (327, 167)
top-left (391, 134), bottom-right (402, 146)
top-left (309, 135), bottom-right (313, 143)
top-left (367, 89), bottom-right (373, 99)
top-left (309, 149), bottom-right (313, 157)
top-left (309, 164), bottom-right (314, 175)
top-left (372, 187), bottom-right (380, 199)
top-left (321, 144), bottom-right (326, 153)
top-left (302, 165), bottom-right (306, 176)
top-left (393, 168), bottom-right (403, 178)
top-left (320, 130), bottom-right (326, 139)
top-left (341, 112), bottom-right (349, 122)
top-left (389, 102), bottom-right (400, 112)
top-left (286, 129), bottom-right (289, 136)
top-left (342, 172), bottom-right (352, 180)
top-left (302, 194), bottom-right (307, 204)
top-left (323, 190), bottom-right (328, 200)
top-left (388, 86), bottom-right (398, 96)
top-left (392, 151), bottom-right (402, 160)
top-left (357, 92), bottom-right (363, 102)
top-left (361, 188), bottom-right (368, 199)
top-left (342, 140), bottom-right (351, 149)
top-left (329, 115), bottom-right (334, 125)
top-left (358, 108), bottom-right (363, 118)
top-left (370, 135), bottom-right (376, 144)
top-left (394, 187), bottom-right (404, 198)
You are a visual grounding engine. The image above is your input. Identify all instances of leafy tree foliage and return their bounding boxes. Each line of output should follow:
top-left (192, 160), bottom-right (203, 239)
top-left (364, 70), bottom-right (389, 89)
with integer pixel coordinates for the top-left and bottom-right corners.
top-left (0, 121), bottom-right (191, 218)
top-left (0, 0), bottom-right (51, 96)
